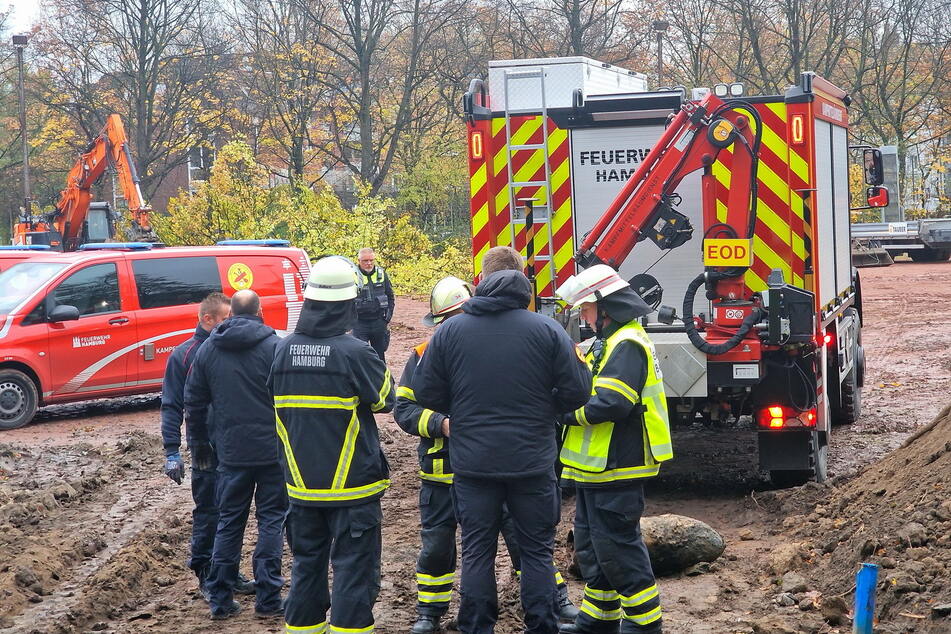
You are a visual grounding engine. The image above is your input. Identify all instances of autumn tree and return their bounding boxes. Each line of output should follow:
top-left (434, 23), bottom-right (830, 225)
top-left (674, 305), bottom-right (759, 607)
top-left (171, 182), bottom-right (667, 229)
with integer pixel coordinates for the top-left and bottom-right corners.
top-left (33, 0), bottom-right (232, 199)
top-left (293, 0), bottom-right (466, 194)
top-left (231, 0), bottom-right (333, 186)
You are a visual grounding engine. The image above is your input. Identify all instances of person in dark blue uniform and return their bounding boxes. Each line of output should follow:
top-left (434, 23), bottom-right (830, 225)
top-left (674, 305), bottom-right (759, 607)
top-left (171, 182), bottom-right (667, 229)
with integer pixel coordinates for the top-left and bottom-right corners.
top-left (160, 292), bottom-right (255, 600)
top-left (352, 247), bottom-right (394, 361)
top-left (269, 256), bottom-right (395, 634)
top-left (413, 247), bottom-right (592, 634)
top-left (185, 290), bottom-right (287, 621)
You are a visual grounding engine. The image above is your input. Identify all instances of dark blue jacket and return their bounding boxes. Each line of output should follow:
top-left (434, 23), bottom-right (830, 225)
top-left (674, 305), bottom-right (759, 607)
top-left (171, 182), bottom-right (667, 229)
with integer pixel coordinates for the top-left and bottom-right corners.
top-left (160, 324), bottom-right (210, 456)
top-left (185, 314), bottom-right (280, 467)
top-left (413, 270), bottom-right (592, 479)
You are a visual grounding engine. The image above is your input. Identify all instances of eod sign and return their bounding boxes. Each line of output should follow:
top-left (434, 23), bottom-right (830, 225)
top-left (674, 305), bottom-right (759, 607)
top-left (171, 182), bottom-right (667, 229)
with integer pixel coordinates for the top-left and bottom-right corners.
top-left (702, 238), bottom-right (753, 267)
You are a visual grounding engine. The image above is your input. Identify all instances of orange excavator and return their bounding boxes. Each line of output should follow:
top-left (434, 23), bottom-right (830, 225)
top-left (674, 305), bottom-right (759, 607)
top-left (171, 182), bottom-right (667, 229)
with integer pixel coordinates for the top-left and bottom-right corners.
top-left (13, 114), bottom-right (158, 251)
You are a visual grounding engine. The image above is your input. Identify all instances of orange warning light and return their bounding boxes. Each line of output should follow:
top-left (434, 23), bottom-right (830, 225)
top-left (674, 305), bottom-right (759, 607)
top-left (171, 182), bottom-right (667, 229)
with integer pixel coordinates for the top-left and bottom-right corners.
top-left (470, 131), bottom-right (484, 160)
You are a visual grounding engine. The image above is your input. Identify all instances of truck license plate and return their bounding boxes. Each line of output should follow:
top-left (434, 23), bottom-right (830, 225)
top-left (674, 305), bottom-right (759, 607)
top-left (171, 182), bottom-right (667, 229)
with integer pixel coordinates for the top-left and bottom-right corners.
top-left (732, 364), bottom-right (759, 380)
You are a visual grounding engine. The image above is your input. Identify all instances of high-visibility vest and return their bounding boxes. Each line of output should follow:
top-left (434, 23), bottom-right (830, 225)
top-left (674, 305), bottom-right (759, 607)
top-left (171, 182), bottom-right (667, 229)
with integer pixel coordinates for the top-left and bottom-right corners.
top-left (560, 321), bottom-right (673, 484)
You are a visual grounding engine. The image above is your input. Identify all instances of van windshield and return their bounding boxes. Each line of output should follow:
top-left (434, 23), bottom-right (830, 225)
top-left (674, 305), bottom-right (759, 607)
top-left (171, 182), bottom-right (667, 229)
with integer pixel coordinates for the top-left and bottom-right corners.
top-left (0, 261), bottom-right (66, 316)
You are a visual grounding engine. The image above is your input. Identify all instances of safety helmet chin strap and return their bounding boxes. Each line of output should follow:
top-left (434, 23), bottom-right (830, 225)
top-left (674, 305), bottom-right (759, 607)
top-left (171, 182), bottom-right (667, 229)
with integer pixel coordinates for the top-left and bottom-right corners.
top-left (593, 290), bottom-right (605, 337)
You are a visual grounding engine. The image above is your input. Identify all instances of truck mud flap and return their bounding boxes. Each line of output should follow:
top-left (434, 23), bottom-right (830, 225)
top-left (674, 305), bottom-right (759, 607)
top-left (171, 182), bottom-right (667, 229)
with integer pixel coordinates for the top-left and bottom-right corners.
top-left (758, 430), bottom-right (812, 471)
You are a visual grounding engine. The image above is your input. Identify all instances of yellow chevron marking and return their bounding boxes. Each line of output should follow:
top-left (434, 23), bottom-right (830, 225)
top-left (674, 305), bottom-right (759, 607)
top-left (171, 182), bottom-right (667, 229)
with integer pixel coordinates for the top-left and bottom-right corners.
top-left (752, 236), bottom-right (791, 285)
top-left (744, 267), bottom-right (767, 292)
top-left (472, 202), bottom-right (489, 236)
top-left (473, 242), bottom-right (490, 277)
top-left (789, 149), bottom-right (809, 185)
top-left (470, 163), bottom-right (487, 197)
top-left (753, 196), bottom-right (791, 248)
top-left (767, 102), bottom-right (786, 122)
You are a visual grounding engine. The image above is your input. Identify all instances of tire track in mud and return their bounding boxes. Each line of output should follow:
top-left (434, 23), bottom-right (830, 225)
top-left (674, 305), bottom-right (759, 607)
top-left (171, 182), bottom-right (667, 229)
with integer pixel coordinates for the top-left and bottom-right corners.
top-left (0, 433), bottom-right (192, 634)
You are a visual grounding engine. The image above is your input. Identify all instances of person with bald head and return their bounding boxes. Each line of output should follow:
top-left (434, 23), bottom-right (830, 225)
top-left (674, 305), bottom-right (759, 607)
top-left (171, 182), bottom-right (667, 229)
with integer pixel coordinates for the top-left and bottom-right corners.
top-left (185, 289), bottom-right (287, 621)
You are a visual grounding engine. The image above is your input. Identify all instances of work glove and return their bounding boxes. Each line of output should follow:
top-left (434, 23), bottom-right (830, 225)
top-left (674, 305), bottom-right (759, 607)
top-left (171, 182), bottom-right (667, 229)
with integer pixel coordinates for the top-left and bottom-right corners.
top-left (191, 443), bottom-right (215, 472)
top-left (164, 452), bottom-right (185, 485)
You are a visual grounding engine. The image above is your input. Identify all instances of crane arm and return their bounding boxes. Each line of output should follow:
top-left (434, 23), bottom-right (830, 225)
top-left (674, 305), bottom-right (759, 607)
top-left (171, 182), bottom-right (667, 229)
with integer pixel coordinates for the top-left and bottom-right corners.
top-left (53, 114), bottom-right (154, 249)
top-left (575, 93), bottom-right (760, 271)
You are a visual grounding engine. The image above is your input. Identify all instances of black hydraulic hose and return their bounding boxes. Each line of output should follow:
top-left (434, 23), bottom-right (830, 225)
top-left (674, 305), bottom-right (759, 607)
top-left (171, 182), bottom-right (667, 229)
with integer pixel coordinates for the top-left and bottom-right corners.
top-left (682, 272), bottom-right (762, 355)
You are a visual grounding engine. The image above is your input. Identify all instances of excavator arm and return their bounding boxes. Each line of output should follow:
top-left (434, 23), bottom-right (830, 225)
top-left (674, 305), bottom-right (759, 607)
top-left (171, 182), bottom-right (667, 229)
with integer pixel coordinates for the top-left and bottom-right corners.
top-left (575, 93), bottom-right (760, 271)
top-left (52, 114), bottom-right (155, 251)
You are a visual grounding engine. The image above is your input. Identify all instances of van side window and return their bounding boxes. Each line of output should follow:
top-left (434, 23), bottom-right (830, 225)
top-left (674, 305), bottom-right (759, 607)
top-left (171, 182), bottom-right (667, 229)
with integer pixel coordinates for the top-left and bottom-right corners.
top-left (132, 257), bottom-right (222, 309)
top-left (50, 263), bottom-right (121, 316)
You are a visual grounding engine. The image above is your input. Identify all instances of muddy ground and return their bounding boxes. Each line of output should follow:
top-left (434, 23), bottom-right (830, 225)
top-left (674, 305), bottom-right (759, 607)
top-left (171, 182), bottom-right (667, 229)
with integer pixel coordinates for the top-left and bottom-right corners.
top-left (0, 261), bottom-right (948, 634)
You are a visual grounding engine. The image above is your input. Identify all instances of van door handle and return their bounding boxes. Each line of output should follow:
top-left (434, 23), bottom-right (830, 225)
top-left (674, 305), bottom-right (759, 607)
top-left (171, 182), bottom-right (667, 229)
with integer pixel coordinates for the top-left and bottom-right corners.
top-left (108, 317), bottom-right (130, 325)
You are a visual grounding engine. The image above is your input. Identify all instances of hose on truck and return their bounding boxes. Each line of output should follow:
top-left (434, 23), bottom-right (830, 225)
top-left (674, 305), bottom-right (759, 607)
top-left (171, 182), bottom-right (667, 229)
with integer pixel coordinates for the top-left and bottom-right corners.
top-left (682, 271), bottom-right (763, 355)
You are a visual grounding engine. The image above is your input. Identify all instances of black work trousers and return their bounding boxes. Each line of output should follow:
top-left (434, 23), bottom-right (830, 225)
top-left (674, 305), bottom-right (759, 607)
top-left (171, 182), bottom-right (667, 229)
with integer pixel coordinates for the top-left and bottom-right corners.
top-left (572, 484), bottom-right (662, 633)
top-left (452, 472), bottom-right (560, 634)
top-left (352, 318), bottom-right (390, 362)
top-left (207, 463), bottom-right (287, 615)
top-left (283, 500), bottom-right (383, 632)
top-left (417, 482), bottom-right (553, 618)
top-left (188, 462), bottom-right (219, 581)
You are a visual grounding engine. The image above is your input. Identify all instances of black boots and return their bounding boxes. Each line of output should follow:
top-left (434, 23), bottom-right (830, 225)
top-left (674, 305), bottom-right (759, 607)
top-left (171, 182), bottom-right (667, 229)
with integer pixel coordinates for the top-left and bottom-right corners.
top-left (558, 583), bottom-right (580, 622)
top-left (410, 614), bottom-right (441, 634)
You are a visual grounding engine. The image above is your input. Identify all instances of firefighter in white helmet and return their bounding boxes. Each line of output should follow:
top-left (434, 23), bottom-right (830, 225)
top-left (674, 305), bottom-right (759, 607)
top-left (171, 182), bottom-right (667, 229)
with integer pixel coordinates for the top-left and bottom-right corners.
top-left (268, 255), bottom-right (395, 633)
top-left (395, 275), bottom-right (580, 634)
top-left (554, 264), bottom-right (673, 634)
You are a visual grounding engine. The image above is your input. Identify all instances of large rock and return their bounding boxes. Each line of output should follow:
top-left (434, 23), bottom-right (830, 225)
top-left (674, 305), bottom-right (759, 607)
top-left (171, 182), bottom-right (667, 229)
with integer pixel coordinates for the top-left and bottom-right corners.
top-left (641, 514), bottom-right (726, 576)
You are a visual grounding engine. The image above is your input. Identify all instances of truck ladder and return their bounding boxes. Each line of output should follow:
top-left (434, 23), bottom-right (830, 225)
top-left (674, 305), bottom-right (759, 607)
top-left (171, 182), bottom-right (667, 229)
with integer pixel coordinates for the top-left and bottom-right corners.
top-left (502, 68), bottom-right (557, 293)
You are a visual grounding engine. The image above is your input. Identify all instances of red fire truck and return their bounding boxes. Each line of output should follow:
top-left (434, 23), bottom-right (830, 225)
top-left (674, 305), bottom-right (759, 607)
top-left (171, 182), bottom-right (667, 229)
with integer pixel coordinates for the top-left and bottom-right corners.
top-left (463, 57), bottom-right (883, 485)
top-left (0, 241), bottom-right (310, 430)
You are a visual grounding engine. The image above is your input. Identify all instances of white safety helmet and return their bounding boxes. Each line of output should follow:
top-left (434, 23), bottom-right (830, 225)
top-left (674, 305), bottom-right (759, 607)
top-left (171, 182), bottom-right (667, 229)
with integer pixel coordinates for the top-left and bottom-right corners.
top-left (423, 276), bottom-right (475, 326)
top-left (555, 264), bottom-right (630, 307)
top-left (304, 256), bottom-right (361, 302)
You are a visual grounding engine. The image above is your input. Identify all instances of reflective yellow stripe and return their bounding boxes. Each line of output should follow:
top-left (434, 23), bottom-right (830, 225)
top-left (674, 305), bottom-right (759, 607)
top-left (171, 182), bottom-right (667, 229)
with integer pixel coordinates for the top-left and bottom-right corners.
top-left (594, 377), bottom-right (640, 404)
top-left (372, 370), bottom-right (392, 412)
top-left (555, 571), bottom-right (565, 585)
top-left (418, 590), bottom-right (453, 602)
top-left (396, 385), bottom-right (415, 401)
top-left (286, 622), bottom-right (327, 633)
top-left (275, 394), bottom-right (358, 409)
top-left (329, 626), bottom-right (374, 633)
top-left (287, 479), bottom-right (390, 502)
top-left (621, 585), bottom-right (659, 606)
top-left (418, 409), bottom-right (434, 438)
top-left (417, 572), bottom-right (454, 585)
top-left (561, 464), bottom-right (660, 483)
top-left (624, 605), bottom-right (662, 625)
top-left (275, 414), bottom-right (305, 488)
top-left (580, 599), bottom-right (621, 621)
top-left (584, 587), bottom-right (619, 601)
top-left (332, 411), bottom-right (360, 489)
top-left (420, 472), bottom-right (454, 484)
top-left (573, 405), bottom-right (589, 426)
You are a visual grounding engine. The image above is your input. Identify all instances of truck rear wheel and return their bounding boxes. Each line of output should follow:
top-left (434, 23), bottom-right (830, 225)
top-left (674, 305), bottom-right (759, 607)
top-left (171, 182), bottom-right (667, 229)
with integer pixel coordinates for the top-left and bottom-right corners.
top-left (769, 431), bottom-right (827, 487)
top-left (909, 247), bottom-right (951, 262)
top-left (832, 307), bottom-right (863, 425)
top-left (0, 369), bottom-right (38, 431)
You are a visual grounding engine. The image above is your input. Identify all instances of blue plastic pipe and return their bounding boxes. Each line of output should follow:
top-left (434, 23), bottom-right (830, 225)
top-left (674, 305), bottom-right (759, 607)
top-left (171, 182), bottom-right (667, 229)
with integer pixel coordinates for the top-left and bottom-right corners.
top-left (853, 562), bottom-right (879, 634)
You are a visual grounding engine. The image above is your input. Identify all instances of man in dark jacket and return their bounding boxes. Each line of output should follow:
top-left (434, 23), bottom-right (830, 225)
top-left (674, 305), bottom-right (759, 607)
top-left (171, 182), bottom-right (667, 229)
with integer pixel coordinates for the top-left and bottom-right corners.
top-left (185, 289), bottom-right (286, 621)
top-left (269, 256), bottom-right (395, 634)
top-left (160, 292), bottom-right (252, 598)
top-left (396, 275), bottom-right (579, 634)
top-left (413, 266), bottom-right (592, 634)
top-left (352, 247), bottom-right (395, 361)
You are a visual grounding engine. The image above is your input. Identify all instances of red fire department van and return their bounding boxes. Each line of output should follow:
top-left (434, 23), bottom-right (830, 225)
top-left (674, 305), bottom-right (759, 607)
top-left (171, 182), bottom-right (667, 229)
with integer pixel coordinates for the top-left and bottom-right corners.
top-left (0, 241), bottom-right (311, 430)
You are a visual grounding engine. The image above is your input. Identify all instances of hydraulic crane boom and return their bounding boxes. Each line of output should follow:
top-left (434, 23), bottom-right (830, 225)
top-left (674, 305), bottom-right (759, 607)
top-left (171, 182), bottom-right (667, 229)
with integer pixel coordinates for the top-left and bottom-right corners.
top-left (575, 93), bottom-right (760, 272)
top-left (575, 92), bottom-right (767, 356)
top-left (14, 114), bottom-right (157, 251)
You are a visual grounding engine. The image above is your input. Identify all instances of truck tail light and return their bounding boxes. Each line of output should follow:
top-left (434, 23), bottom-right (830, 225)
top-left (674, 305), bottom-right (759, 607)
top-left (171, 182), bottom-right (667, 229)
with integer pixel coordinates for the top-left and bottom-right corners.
top-left (758, 405), bottom-right (817, 429)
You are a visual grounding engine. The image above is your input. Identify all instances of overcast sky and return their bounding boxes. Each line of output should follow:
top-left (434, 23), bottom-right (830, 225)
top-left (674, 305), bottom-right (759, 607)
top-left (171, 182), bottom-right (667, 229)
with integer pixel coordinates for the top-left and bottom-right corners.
top-left (5, 0), bottom-right (42, 33)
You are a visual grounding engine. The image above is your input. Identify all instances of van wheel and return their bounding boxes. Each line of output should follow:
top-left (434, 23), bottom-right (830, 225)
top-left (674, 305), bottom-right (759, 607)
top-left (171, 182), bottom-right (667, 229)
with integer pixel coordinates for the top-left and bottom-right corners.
top-left (0, 370), bottom-right (38, 430)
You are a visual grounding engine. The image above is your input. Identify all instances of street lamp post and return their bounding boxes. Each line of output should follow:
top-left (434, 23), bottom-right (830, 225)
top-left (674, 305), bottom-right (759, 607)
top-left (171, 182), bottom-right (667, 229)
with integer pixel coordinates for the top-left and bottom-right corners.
top-left (652, 20), bottom-right (669, 88)
top-left (12, 33), bottom-right (32, 220)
